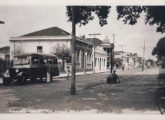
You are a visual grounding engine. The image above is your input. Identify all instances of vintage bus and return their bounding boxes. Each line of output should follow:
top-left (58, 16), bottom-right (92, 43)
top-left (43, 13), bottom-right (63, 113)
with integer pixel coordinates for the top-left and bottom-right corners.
top-left (3, 53), bottom-right (59, 85)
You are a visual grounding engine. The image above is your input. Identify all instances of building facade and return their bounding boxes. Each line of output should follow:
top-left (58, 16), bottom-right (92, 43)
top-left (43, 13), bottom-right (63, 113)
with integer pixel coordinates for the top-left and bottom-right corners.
top-left (115, 51), bottom-right (142, 69)
top-left (9, 27), bottom-right (107, 72)
top-left (0, 46), bottom-right (10, 61)
top-left (94, 46), bottom-right (107, 72)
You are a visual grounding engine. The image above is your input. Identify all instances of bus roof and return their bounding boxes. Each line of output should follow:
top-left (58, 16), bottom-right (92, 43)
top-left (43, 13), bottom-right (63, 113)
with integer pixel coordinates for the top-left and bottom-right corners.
top-left (14, 53), bottom-right (57, 58)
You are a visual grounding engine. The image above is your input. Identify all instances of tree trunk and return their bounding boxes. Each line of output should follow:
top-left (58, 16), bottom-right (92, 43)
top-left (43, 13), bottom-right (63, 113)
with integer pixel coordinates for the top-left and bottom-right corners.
top-left (111, 49), bottom-right (113, 73)
top-left (46, 64), bottom-right (52, 83)
top-left (70, 6), bottom-right (76, 95)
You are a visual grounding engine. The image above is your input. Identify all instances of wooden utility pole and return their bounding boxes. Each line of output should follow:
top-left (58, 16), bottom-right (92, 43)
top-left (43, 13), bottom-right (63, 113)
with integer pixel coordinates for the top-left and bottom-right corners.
top-left (113, 34), bottom-right (115, 44)
top-left (70, 6), bottom-right (76, 95)
top-left (110, 34), bottom-right (115, 73)
top-left (118, 44), bottom-right (126, 65)
top-left (142, 40), bottom-right (145, 71)
top-left (89, 33), bottom-right (101, 73)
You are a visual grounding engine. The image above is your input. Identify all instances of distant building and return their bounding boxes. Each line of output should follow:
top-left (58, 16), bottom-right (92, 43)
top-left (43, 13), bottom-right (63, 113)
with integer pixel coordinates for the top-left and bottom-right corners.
top-left (101, 37), bottom-right (114, 70)
top-left (9, 26), bottom-right (108, 72)
top-left (0, 46), bottom-right (10, 61)
top-left (115, 51), bottom-right (142, 69)
top-left (87, 38), bottom-right (109, 72)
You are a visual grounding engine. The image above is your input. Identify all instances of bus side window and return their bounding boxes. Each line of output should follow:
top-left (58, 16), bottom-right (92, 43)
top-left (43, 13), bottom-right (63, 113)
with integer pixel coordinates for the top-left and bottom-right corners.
top-left (52, 58), bottom-right (57, 64)
top-left (43, 58), bottom-right (47, 64)
top-left (47, 58), bottom-right (51, 64)
top-left (39, 58), bottom-right (45, 64)
top-left (47, 57), bottom-right (57, 64)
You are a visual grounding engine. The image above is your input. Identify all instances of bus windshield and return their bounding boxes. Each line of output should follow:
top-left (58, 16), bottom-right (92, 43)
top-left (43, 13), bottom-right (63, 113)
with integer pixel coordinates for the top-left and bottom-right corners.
top-left (14, 57), bottom-right (30, 65)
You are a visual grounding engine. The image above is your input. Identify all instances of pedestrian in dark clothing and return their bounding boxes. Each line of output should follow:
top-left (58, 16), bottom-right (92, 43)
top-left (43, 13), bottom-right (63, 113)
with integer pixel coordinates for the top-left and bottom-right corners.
top-left (107, 70), bottom-right (120, 84)
top-left (112, 70), bottom-right (120, 83)
top-left (122, 64), bottom-right (125, 71)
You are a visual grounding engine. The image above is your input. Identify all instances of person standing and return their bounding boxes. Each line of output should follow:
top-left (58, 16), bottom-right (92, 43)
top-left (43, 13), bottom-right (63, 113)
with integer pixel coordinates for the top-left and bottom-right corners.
top-left (122, 63), bottom-right (125, 71)
top-left (66, 66), bottom-right (70, 80)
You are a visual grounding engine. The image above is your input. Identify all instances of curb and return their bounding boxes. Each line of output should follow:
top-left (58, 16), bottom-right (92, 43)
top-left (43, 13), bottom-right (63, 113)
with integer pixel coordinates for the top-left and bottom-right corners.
top-left (55, 70), bottom-right (110, 79)
top-left (55, 68), bottom-right (143, 79)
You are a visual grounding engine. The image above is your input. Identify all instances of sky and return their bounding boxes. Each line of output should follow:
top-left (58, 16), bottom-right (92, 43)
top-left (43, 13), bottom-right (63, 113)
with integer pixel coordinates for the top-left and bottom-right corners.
top-left (0, 5), bottom-right (164, 60)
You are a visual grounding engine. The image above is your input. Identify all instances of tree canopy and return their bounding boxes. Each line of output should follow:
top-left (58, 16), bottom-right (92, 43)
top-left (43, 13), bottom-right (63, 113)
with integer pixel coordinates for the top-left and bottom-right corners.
top-left (66, 6), bottom-right (165, 57)
top-left (116, 6), bottom-right (165, 64)
top-left (152, 37), bottom-right (165, 56)
top-left (67, 6), bottom-right (165, 33)
top-left (117, 6), bottom-right (165, 33)
top-left (66, 6), bottom-right (111, 26)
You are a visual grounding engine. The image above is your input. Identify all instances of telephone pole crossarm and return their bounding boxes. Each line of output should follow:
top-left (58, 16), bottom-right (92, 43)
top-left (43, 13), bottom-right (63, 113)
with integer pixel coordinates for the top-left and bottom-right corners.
top-left (88, 33), bottom-right (101, 36)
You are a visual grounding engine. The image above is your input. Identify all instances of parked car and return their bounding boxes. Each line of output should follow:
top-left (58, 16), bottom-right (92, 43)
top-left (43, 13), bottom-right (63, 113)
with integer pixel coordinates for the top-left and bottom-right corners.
top-left (2, 53), bottom-right (59, 85)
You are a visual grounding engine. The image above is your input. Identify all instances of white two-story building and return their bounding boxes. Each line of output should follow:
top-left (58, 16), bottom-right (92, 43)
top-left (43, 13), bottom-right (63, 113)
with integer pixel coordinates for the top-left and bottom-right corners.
top-left (9, 26), bottom-right (108, 73)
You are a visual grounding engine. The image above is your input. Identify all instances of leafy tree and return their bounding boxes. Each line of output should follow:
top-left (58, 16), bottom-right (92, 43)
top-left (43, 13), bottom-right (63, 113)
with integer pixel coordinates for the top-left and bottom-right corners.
top-left (117, 6), bottom-right (165, 33)
top-left (66, 6), bottom-right (165, 94)
top-left (152, 37), bottom-right (165, 56)
top-left (66, 6), bottom-right (111, 94)
top-left (117, 6), bottom-right (165, 67)
top-left (66, 6), bottom-right (111, 26)
top-left (145, 59), bottom-right (154, 66)
top-left (152, 37), bottom-right (165, 67)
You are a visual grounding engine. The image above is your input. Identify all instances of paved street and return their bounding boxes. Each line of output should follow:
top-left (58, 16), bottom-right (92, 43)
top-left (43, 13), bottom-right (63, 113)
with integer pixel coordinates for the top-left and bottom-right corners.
top-left (0, 67), bottom-right (162, 114)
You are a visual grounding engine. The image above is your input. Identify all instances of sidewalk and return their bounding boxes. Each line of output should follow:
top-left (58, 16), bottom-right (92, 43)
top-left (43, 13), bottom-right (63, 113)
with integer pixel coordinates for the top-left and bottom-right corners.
top-left (56, 69), bottom-right (110, 78)
top-left (55, 67), bottom-right (143, 78)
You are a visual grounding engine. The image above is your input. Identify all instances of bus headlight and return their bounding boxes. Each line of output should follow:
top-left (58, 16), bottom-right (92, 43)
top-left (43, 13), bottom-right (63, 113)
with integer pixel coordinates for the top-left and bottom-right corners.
top-left (15, 69), bottom-right (19, 73)
top-left (4, 70), bottom-right (10, 78)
